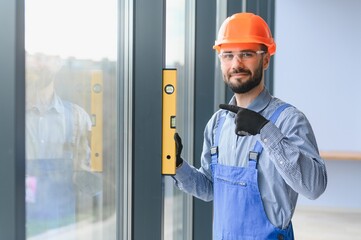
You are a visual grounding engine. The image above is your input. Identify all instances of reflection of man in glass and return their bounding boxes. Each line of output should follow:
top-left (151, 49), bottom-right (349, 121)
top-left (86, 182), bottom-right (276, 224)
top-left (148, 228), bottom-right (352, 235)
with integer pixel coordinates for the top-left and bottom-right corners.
top-left (25, 53), bottom-right (93, 236)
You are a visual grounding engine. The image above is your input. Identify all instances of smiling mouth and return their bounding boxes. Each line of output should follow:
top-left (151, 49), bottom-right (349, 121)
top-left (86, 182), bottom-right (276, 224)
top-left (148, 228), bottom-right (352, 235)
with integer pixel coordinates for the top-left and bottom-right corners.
top-left (231, 72), bottom-right (250, 78)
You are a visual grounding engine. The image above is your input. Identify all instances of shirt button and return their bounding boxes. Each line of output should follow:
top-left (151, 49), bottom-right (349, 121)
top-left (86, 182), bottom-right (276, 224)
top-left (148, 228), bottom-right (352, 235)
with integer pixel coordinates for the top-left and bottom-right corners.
top-left (263, 138), bottom-right (268, 143)
top-left (279, 161), bottom-right (283, 165)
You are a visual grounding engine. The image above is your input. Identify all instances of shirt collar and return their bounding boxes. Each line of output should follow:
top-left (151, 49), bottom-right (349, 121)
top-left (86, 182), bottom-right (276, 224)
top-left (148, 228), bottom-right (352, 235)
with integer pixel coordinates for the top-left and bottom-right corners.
top-left (27, 93), bottom-right (65, 114)
top-left (228, 88), bottom-right (272, 113)
top-left (51, 94), bottom-right (65, 113)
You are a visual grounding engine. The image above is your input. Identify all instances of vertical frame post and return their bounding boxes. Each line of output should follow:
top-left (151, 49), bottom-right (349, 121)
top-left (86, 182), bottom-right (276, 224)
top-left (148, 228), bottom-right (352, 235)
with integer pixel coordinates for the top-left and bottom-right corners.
top-left (0, 0), bottom-right (26, 239)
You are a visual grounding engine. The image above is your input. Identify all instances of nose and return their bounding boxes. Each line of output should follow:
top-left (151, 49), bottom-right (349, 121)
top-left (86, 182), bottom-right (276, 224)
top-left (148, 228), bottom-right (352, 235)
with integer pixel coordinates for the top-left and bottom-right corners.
top-left (230, 55), bottom-right (244, 68)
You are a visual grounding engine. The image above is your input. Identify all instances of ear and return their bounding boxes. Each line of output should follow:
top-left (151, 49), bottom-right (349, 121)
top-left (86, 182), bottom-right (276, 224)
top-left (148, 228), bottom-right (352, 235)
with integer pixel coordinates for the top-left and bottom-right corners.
top-left (262, 53), bottom-right (271, 70)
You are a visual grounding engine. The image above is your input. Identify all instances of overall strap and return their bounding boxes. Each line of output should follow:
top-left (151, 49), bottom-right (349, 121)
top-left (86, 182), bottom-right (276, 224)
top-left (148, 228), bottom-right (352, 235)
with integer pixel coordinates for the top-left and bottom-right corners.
top-left (63, 101), bottom-right (74, 159)
top-left (249, 104), bottom-right (291, 166)
top-left (63, 101), bottom-right (74, 143)
top-left (210, 113), bottom-right (227, 165)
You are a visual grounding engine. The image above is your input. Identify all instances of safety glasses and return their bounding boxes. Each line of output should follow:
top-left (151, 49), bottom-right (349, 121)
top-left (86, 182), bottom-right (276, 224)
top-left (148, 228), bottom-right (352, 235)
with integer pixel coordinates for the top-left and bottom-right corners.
top-left (218, 50), bottom-right (265, 63)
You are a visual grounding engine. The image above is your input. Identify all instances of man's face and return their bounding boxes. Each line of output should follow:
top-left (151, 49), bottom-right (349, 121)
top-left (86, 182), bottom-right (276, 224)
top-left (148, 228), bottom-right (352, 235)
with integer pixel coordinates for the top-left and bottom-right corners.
top-left (26, 53), bottom-right (63, 90)
top-left (219, 43), bottom-right (269, 94)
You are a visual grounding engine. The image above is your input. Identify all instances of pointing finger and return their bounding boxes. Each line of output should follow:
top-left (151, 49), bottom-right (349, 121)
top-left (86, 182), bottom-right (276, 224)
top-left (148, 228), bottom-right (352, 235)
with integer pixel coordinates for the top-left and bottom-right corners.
top-left (219, 104), bottom-right (242, 113)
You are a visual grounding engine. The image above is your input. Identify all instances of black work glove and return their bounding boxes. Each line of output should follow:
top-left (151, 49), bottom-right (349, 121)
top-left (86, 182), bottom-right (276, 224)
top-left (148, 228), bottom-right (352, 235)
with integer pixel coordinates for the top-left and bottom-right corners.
top-left (174, 133), bottom-right (184, 167)
top-left (219, 104), bottom-right (269, 136)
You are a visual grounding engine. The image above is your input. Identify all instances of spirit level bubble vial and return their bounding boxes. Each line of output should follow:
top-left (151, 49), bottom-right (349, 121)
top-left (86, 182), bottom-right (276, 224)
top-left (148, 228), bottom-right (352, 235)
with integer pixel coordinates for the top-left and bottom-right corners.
top-left (162, 69), bottom-right (177, 175)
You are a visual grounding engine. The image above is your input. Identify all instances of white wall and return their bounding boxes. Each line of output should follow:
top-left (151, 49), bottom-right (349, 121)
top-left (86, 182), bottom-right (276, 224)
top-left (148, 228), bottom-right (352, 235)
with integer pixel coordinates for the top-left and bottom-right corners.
top-left (274, 0), bottom-right (361, 209)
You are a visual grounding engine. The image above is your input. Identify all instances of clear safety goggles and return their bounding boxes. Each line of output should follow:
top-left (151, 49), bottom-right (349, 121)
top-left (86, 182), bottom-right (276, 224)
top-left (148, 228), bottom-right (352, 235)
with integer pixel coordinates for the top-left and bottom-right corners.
top-left (218, 50), bottom-right (265, 63)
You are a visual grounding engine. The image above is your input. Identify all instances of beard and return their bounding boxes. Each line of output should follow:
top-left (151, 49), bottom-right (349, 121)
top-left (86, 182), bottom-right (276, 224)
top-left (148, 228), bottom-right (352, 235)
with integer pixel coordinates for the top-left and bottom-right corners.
top-left (224, 60), bottom-right (263, 94)
top-left (26, 68), bottom-right (55, 91)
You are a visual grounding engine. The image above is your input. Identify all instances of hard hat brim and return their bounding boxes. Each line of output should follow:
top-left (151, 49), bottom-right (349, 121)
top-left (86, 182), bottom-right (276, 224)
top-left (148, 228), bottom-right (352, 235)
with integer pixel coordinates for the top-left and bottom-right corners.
top-left (213, 38), bottom-right (276, 55)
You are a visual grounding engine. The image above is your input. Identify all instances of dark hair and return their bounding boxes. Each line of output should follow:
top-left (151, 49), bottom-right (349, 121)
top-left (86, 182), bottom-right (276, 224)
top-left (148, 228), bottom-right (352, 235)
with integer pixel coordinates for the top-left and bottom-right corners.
top-left (260, 44), bottom-right (268, 53)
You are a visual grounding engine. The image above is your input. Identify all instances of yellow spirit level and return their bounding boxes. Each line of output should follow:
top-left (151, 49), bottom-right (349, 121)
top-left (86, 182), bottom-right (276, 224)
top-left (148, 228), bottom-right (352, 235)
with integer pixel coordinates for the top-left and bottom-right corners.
top-left (162, 69), bottom-right (177, 175)
top-left (91, 71), bottom-right (103, 172)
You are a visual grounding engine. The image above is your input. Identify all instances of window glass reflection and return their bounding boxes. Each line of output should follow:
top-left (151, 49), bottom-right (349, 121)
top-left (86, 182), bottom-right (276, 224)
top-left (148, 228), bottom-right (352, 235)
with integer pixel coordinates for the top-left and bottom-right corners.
top-left (164, 0), bottom-right (189, 240)
top-left (25, 0), bottom-right (118, 239)
top-left (26, 53), bottom-right (95, 236)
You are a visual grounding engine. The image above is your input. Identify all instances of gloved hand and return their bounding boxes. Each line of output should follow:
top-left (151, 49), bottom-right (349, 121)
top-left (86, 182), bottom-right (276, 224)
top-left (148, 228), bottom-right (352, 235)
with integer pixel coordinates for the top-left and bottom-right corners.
top-left (174, 133), bottom-right (184, 167)
top-left (219, 104), bottom-right (269, 136)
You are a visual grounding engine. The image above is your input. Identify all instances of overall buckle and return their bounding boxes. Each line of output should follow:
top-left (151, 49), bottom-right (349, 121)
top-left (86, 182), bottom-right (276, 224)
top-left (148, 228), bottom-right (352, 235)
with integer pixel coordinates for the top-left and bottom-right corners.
top-left (249, 151), bottom-right (259, 161)
top-left (210, 146), bottom-right (218, 157)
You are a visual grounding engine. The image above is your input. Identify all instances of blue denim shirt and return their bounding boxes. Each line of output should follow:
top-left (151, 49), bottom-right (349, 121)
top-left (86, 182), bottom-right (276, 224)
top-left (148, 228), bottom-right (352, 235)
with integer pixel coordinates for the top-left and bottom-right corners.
top-left (173, 88), bottom-right (327, 229)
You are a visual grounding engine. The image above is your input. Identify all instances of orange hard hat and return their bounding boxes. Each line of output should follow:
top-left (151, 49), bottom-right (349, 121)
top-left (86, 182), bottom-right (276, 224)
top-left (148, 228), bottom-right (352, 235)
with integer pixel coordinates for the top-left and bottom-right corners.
top-left (213, 12), bottom-right (276, 55)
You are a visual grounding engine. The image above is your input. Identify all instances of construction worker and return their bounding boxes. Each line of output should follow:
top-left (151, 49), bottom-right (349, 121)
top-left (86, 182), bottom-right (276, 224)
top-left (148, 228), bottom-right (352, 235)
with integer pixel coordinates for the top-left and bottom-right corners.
top-left (25, 53), bottom-right (99, 238)
top-left (173, 13), bottom-right (327, 239)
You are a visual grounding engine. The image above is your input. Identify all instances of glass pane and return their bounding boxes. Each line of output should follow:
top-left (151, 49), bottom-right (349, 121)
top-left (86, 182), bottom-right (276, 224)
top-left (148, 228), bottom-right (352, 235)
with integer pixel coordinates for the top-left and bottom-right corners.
top-left (25, 0), bottom-right (119, 239)
top-left (164, 0), bottom-right (194, 239)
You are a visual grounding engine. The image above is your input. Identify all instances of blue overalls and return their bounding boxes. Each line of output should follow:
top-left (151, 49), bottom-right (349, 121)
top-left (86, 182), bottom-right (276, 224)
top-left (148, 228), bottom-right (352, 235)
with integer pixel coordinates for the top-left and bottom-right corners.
top-left (26, 101), bottom-right (76, 236)
top-left (211, 104), bottom-right (294, 240)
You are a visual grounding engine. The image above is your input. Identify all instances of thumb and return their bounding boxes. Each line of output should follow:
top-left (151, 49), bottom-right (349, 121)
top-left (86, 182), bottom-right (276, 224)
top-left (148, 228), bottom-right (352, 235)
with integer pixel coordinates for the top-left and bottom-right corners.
top-left (219, 104), bottom-right (242, 113)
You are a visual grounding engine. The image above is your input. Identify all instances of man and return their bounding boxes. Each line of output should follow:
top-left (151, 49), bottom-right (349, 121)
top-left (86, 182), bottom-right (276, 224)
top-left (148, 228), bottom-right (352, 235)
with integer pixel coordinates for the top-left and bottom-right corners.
top-left (173, 13), bottom-right (327, 239)
top-left (25, 53), bottom-right (96, 237)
